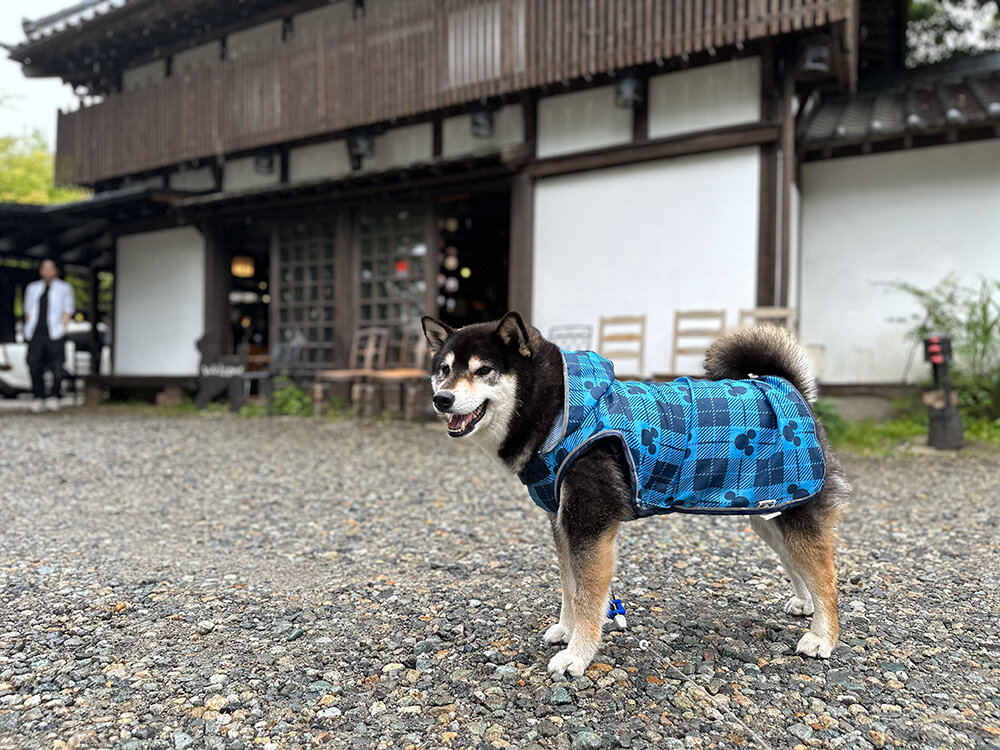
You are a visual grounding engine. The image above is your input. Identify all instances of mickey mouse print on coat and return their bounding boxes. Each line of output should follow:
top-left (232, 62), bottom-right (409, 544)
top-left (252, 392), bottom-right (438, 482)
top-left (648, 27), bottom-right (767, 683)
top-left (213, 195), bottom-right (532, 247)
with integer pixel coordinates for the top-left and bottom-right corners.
top-left (518, 350), bottom-right (826, 517)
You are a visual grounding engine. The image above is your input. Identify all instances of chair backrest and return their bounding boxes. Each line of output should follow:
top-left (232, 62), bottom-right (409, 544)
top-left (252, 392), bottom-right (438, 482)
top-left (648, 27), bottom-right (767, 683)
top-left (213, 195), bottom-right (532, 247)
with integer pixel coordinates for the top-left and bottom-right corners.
top-left (392, 323), bottom-right (430, 369)
top-left (739, 306), bottom-right (796, 331)
top-left (270, 329), bottom-right (306, 368)
top-left (548, 324), bottom-right (593, 352)
top-left (597, 315), bottom-right (646, 377)
top-left (348, 327), bottom-right (390, 370)
top-left (671, 310), bottom-right (726, 375)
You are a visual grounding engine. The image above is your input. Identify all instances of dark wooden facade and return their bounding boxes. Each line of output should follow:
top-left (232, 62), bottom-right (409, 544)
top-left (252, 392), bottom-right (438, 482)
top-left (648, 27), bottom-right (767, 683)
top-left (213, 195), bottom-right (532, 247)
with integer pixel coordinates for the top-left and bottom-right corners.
top-left (54, 0), bottom-right (855, 186)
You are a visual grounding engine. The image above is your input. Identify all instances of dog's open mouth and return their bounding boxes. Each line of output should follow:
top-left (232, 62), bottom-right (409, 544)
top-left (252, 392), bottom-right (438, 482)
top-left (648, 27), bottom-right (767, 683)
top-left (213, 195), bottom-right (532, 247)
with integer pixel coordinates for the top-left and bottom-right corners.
top-left (446, 401), bottom-right (488, 437)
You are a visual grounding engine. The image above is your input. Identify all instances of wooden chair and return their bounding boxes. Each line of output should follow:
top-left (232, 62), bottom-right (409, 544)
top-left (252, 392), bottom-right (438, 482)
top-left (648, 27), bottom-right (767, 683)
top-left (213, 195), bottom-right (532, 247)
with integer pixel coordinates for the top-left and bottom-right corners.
top-left (313, 327), bottom-right (389, 416)
top-left (597, 315), bottom-right (646, 379)
top-left (739, 306), bottom-right (797, 331)
top-left (548, 324), bottom-right (593, 351)
top-left (370, 324), bottom-right (430, 420)
top-left (670, 310), bottom-right (726, 376)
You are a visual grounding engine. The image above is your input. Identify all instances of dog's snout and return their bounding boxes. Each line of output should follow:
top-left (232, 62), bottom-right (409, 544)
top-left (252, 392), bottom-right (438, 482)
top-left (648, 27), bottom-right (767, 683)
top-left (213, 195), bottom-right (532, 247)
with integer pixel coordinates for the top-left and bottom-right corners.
top-left (433, 391), bottom-right (456, 411)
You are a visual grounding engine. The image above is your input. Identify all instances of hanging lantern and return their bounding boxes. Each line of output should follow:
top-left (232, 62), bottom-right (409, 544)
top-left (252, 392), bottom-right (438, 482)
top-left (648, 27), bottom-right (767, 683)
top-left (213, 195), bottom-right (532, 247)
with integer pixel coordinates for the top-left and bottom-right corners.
top-left (231, 255), bottom-right (255, 278)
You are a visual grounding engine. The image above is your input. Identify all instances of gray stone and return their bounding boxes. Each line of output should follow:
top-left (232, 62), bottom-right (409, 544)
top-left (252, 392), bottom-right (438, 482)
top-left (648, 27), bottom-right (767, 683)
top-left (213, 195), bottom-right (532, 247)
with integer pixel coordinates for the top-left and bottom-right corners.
top-left (550, 687), bottom-right (573, 705)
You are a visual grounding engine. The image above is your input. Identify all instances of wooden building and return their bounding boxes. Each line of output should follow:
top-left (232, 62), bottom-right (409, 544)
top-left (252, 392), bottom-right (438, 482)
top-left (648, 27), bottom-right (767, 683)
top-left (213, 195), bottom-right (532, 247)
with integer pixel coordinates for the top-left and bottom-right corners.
top-left (4, 0), bottom-right (999, 392)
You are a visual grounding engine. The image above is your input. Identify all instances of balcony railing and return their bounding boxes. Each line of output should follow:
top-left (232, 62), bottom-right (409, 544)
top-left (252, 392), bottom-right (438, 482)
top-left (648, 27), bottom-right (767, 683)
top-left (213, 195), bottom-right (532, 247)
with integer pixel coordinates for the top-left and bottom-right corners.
top-left (56, 0), bottom-right (851, 186)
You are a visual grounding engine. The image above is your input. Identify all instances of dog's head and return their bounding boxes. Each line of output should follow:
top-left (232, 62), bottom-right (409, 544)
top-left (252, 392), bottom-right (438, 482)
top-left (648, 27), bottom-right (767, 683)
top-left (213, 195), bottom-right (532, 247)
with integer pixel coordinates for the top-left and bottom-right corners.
top-left (421, 312), bottom-right (537, 457)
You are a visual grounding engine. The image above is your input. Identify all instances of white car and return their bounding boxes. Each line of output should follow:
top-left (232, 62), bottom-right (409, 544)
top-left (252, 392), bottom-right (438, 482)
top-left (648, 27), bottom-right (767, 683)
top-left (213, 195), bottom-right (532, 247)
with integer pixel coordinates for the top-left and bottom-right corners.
top-left (0, 321), bottom-right (111, 397)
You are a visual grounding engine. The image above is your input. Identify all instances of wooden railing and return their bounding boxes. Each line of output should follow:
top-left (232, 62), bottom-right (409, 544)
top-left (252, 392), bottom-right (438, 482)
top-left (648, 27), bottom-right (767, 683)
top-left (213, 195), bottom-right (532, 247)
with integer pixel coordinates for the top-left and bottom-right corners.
top-left (56, 0), bottom-right (851, 185)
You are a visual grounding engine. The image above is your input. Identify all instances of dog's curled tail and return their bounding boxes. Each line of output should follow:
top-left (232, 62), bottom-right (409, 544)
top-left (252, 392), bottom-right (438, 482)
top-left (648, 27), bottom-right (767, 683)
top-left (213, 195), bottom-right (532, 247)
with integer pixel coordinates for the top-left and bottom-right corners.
top-left (703, 326), bottom-right (817, 402)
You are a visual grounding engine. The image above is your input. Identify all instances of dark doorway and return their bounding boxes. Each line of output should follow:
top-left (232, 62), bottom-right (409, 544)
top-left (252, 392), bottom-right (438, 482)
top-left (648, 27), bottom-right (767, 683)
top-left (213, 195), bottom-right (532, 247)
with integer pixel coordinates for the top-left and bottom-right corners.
top-left (434, 189), bottom-right (510, 327)
top-left (218, 223), bottom-right (271, 361)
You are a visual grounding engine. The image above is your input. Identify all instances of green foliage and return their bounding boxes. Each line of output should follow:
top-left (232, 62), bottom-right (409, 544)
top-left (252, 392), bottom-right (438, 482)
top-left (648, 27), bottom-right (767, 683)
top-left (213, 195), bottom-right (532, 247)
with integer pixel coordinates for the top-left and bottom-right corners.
top-left (887, 276), bottom-right (1000, 420)
top-left (239, 404), bottom-right (269, 418)
top-left (0, 130), bottom-right (90, 205)
top-left (907, 0), bottom-right (1000, 67)
top-left (268, 378), bottom-right (314, 417)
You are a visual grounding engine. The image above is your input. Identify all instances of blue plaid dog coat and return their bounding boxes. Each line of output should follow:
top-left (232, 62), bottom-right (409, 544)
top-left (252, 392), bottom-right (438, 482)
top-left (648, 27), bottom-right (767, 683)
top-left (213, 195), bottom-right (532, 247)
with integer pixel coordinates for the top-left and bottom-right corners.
top-left (518, 350), bottom-right (826, 517)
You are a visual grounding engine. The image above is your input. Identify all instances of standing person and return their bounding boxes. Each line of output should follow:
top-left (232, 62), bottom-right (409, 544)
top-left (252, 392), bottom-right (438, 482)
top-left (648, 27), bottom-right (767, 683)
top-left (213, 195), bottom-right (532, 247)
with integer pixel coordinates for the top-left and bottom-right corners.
top-left (23, 259), bottom-right (75, 413)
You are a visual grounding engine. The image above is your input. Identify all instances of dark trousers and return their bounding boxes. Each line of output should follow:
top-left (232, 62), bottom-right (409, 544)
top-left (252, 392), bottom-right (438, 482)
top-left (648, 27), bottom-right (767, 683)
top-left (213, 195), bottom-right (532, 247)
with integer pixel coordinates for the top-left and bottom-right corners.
top-left (27, 334), bottom-right (65, 399)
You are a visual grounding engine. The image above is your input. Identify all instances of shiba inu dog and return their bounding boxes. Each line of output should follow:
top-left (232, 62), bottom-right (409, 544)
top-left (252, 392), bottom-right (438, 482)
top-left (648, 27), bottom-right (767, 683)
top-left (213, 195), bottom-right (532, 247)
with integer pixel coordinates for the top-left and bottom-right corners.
top-left (421, 312), bottom-right (850, 677)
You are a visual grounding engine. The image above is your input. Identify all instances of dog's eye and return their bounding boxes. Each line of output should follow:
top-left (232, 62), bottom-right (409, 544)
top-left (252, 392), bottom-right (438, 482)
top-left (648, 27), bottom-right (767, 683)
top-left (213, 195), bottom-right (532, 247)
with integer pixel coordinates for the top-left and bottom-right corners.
top-left (476, 366), bottom-right (492, 377)
top-left (439, 364), bottom-right (450, 377)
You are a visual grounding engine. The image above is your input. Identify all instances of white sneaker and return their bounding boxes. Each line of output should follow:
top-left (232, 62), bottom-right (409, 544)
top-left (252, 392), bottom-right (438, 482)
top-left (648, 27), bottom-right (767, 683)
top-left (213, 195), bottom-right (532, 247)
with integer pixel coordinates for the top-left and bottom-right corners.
top-left (45, 397), bottom-right (61, 412)
top-left (30, 399), bottom-right (45, 413)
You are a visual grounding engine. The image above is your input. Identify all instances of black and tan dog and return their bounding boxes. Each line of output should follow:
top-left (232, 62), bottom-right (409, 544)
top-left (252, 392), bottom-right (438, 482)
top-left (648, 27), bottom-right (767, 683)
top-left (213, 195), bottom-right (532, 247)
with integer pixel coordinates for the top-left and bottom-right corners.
top-left (421, 312), bottom-right (850, 676)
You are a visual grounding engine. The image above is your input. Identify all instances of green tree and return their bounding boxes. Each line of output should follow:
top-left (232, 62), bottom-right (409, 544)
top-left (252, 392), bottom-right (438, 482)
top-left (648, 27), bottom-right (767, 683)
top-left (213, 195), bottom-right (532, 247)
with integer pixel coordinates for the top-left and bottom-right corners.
top-left (0, 130), bottom-right (90, 205)
top-left (908, 0), bottom-right (1000, 66)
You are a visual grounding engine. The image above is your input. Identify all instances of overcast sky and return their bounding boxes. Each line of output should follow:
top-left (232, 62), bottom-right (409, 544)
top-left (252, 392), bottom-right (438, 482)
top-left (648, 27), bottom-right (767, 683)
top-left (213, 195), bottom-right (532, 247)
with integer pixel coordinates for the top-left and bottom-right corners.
top-left (1, 0), bottom-right (79, 147)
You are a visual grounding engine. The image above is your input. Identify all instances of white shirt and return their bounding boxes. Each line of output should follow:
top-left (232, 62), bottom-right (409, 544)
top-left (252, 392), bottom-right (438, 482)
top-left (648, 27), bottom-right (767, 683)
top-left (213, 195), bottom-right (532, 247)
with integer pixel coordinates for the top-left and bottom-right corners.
top-left (23, 278), bottom-right (75, 341)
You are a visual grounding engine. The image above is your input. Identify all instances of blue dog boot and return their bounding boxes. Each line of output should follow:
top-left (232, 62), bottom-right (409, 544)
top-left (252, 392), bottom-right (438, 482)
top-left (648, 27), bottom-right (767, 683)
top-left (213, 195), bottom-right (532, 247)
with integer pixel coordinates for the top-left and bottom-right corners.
top-left (607, 598), bottom-right (627, 630)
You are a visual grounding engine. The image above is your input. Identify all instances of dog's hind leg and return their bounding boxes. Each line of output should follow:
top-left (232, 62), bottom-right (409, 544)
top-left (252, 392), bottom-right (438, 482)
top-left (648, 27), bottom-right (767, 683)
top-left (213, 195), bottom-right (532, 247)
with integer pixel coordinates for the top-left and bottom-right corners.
top-left (543, 516), bottom-right (575, 645)
top-left (749, 516), bottom-right (814, 617)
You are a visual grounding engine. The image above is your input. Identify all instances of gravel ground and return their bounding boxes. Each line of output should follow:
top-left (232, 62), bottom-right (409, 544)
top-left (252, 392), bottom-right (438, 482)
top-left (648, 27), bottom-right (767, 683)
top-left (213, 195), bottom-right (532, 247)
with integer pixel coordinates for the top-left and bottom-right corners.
top-left (1, 413), bottom-right (998, 750)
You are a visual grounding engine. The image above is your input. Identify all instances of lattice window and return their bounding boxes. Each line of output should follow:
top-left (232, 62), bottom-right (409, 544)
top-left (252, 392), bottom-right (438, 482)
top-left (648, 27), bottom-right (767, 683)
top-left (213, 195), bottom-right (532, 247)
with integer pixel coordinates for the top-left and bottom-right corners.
top-left (274, 220), bottom-right (337, 368)
top-left (357, 208), bottom-right (428, 334)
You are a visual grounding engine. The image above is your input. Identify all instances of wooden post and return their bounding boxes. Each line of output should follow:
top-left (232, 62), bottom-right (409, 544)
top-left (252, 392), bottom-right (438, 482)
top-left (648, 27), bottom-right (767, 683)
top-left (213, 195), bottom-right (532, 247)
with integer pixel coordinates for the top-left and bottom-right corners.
top-left (508, 172), bottom-right (534, 322)
top-left (756, 43), bottom-right (778, 307)
top-left (778, 71), bottom-right (796, 309)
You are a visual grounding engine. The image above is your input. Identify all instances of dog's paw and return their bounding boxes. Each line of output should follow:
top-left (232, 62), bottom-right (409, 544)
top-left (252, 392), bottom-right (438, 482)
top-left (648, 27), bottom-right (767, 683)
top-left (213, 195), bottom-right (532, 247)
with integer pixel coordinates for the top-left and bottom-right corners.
top-left (784, 595), bottom-right (814, 617)
top-left (796, 631), bottom-right (834, 659)
top-left (547, 648), bottom-right (592, 677)
top-left (542, 622), bottom-right (572, 645)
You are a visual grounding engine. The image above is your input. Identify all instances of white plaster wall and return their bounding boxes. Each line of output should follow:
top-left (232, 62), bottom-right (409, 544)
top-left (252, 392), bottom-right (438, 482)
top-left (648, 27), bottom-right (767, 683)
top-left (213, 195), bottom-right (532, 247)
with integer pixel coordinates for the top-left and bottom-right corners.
top-left (443, 104), bottom-right (524, 158)
top-left (289, 140), bottom-right (352, 182)
top-left (537, 86), bottom-right (632, 158)
top-left (223, 155), bottom-right (282, 191)
top-left (293, 2), bottom-right (353, 35)
top-left (169, 167), bottom-right (216, 192)
top-left (800, 140), bottom-right (1000, 383)
top-left (648, 57), bottom-right (760, 139)
top-left (122, 59), bottom-right (166, 91)
top-left (227, 20), bottom-right (283, 61)
top-left (174, 41), bottom-right (221, 74)
top-left (361, 123), bottom-right (433, 171)
top-left (533, 147), bottom-right (761, 377)
top-left (115, 227), bottom-right (205, 376)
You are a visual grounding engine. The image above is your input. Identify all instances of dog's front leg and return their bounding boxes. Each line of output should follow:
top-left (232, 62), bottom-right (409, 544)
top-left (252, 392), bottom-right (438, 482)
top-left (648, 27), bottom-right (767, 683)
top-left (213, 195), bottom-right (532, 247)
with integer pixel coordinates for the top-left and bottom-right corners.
top-left (542, 516), bottom-right (575, 645)
top-left (547, 501), bottom-right (619, 677)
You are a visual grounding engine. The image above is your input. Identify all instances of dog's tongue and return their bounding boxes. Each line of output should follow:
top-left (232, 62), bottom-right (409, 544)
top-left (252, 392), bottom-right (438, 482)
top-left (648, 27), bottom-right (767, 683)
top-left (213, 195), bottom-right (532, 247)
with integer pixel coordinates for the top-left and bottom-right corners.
top-left (448, 412), bottom-right (474, 431)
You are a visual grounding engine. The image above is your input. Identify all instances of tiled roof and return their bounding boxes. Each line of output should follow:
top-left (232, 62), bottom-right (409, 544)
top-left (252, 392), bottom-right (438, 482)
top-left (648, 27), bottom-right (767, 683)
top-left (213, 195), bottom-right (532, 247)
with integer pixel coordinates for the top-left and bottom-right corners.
top-left (799, 54), bottom-right (1000, 150)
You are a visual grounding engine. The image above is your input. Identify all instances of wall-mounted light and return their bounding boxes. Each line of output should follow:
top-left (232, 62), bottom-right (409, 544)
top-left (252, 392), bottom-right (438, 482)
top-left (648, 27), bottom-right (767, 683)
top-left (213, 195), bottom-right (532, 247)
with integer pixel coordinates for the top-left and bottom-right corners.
top-left (795, 34), bottom-right (831, 80)
top-left (615, 70), bottom-right (644, 109)
top-left (254, 154), bottom-right (275, 175)
top-left (470, 105), bottom-right (494, 138)
top-left (231, 255), bottom-right (255, 278)
top-left (348, 128), bottom-right (375, 170)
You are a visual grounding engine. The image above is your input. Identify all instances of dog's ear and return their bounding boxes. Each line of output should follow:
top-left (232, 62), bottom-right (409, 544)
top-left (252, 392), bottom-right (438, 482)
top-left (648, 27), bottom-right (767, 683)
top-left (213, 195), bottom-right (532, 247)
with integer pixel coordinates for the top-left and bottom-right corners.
top-left (496, 312), bottom-right (532, 358)
top-left (421, 316), bottom-right (454, 355)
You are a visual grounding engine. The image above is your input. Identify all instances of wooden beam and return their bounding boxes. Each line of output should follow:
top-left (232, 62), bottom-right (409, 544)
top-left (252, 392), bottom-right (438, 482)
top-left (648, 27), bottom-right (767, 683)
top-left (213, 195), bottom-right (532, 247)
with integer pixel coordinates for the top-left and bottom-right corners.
top-left (523, 122), bottom-right (780, 179)
top-left (508, 173), bottom-right (534, 322)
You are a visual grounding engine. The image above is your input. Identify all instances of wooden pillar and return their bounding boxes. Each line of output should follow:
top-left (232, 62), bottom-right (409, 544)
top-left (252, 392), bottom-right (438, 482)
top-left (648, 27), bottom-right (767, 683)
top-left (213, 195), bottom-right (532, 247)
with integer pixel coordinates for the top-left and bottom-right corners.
top-left (756, 43), bottom-right (779, 307)
top-left (508, 172), bottom-right (534, 322)
top-left (203, 226), bottom-right (231, 353)
top-left (778, 72), bottom-right (796, 309)
top-left (88, 263), bottom-right (101, 366)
